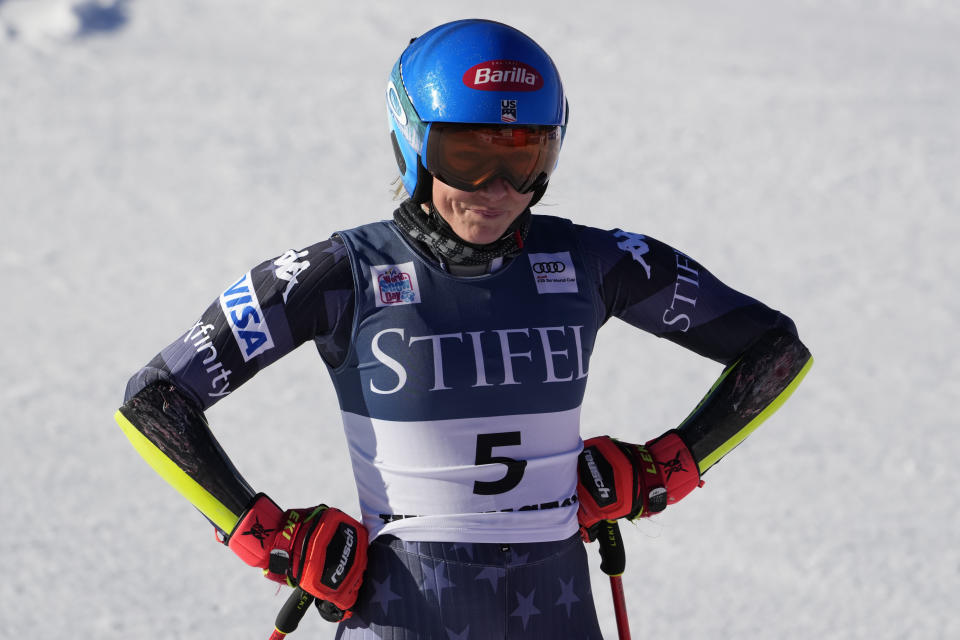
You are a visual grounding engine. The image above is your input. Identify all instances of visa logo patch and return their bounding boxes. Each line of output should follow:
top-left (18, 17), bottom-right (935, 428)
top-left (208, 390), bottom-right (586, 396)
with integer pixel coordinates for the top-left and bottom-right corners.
top-left (528, 251), bottom-right (578, 294)
top-left (219, 271), bottom-right (275, 361)
top-left (371, 262), bottom-right (421, 307)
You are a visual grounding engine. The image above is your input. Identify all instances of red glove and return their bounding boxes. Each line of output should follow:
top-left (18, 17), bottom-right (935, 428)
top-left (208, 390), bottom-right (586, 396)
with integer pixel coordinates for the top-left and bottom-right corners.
top-left (226, 494), bottom-right (368, 620)
top-left (577, 432), bottom-right (702, 541)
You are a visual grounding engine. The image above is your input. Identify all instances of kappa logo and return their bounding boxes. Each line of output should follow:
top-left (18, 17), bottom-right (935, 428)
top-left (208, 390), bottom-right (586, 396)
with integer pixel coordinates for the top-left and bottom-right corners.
top-left (371, 262), bottom-right (422, 307)
top-left (528, 252), bottom-right (577, 294)
top-left (219, 272), bottom-right (276, 362)
top-left (273, 249), bottom-right (310, 303)
top-left (613, 230), bottom-right (653, 279)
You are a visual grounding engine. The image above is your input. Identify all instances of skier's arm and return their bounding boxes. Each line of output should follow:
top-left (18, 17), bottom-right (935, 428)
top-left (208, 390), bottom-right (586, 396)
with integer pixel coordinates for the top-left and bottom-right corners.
top-left (575, 227), bottom-right (811, 524)
top-left (117, 381), bottom-right (366, 619)
top-left (122, 238), bottom-right (354, 412)
top-left (114, 238), bottom-right (367, 618)
top-left (577, 326), bottom-right (810, 535)
top-left (674, 325), bottom-right (811, 475)
top-left (601, 234), bottom-right (812, 475)
top-left (116, 381), bottom-right (254, 533)
top-left (117, 237), bottom-right (354, 531)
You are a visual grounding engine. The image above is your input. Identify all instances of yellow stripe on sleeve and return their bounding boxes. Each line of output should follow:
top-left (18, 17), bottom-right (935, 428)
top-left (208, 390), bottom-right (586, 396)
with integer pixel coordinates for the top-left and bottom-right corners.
top-left (697, 355), bottom-right (813, 474)
top-left (114, 409), bottom-right (241, 533)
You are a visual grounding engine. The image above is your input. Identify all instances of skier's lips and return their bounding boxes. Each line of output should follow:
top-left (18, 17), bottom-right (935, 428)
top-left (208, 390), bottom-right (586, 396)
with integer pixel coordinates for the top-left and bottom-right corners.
top-left (465, 208), bottom-right (510, 217)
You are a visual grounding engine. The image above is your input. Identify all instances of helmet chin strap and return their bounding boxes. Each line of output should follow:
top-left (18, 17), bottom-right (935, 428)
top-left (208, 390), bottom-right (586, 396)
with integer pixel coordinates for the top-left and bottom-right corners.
top-left (528, 181), bottom-right (549, 207)
top-left (410, 160), bottom-right (433, 204)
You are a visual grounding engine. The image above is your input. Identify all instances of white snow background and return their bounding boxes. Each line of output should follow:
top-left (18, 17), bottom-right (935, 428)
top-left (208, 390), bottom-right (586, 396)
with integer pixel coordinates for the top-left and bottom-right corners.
top-left (2, 0), bottom-right (958, 638)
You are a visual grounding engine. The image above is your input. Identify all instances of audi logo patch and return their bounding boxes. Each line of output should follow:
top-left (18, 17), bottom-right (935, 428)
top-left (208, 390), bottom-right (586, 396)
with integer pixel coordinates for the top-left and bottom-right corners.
top-left (532, 261), bottom-right (566, 274)
top-left (528, 251), bottom-right (578, 294)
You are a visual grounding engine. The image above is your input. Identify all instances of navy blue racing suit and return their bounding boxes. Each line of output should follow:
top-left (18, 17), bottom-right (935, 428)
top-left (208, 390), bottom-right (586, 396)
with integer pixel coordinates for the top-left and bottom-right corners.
top-left (118, 210), bottom-right (811, 638)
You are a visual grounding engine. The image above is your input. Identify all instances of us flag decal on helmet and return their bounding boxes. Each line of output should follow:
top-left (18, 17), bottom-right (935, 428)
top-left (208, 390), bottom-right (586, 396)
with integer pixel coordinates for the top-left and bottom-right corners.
top-left (501, 99), bottom-right (518, 123)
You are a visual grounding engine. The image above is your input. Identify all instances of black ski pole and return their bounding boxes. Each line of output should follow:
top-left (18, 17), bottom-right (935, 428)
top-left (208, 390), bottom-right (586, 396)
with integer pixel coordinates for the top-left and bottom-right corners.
top-left (597, 519), bottom-right (632, 640)
top-left (268, 587), bottom-right (315, 640)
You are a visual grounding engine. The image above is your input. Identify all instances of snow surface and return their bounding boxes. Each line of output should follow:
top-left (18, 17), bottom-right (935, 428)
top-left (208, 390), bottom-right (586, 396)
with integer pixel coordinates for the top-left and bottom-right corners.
top-left (2, 0), bottom-right (958, 638)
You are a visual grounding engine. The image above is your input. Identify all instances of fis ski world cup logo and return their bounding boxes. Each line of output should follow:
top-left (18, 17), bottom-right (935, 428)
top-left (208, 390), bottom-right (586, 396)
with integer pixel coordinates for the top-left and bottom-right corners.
top-left (372, 262), bottom-right (422, 307)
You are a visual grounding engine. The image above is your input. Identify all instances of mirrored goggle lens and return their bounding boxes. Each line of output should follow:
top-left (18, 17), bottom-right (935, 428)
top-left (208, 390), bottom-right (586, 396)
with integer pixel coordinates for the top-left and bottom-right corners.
top-left (424, 124), bottom-right (563, 193)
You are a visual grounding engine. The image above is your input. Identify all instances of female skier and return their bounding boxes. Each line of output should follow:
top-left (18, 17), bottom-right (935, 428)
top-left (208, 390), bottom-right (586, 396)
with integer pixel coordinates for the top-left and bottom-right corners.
top-left (116, 19), bottom-right (812, 639)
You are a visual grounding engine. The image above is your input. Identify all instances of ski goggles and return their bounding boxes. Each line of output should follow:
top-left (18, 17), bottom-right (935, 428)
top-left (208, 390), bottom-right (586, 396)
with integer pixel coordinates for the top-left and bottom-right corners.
top-left (423, 123), bottom-right (563, 194)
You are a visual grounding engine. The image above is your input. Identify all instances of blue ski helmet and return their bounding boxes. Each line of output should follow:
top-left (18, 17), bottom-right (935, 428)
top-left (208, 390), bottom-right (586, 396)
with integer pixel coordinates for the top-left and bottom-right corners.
top-left (386, 19), bottom-right (569, 203)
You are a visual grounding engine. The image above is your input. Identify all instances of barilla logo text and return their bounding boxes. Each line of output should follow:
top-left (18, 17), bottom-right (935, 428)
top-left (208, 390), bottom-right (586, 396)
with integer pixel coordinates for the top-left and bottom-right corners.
top-left (219, 272), bottom-right (275, 362)
top-left (463, 59), bottom-right (543, 91)
top-left (371, 262), bottom-right (422, 307)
